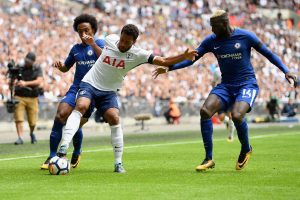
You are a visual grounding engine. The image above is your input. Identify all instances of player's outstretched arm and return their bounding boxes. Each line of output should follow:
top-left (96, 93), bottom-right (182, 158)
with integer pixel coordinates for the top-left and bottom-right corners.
top-left (151, 48), bottom-right (198, 79)
top-left (152, 48), bottom-right (198, 67)
top-left (250, 32), bottom-right (298, 87)
top-left (256, 45), bottom-right (298, 87)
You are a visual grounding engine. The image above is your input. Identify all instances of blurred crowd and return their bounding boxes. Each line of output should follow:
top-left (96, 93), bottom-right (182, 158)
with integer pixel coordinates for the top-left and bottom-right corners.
top-left (0, 0), bottom-right (299, 111)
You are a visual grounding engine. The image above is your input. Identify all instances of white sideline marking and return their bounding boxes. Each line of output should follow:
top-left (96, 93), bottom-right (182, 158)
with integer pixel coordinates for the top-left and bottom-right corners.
top-left (0, 132), bottom-right (299, 162)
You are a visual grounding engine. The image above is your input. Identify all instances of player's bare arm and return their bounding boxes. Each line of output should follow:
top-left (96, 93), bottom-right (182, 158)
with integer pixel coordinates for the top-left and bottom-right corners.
top-left (152, 48), bottom-right (197, 66)
top-left (152, 48), bottom-right (197, 79)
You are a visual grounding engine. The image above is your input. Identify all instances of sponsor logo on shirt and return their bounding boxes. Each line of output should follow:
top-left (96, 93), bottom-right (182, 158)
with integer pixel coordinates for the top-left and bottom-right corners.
top-left (103, 56), bottom-right (125, 69)
top-left (77, 60), bottom-right (96, 68)
top-left (217, 53), bottom-right (242, 60)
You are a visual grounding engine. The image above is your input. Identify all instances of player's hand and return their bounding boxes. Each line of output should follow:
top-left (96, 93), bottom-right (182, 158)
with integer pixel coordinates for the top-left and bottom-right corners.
top-left (183, 48), bottom-right (198, 61)
top-left (152, 67), bottom-right (168, 79)
top-left (53, 61), bottom-right (64, 71)
top-left (82, 33), bottom-right (95, 46)
top-left (285, 72), bottom-right (298, 88)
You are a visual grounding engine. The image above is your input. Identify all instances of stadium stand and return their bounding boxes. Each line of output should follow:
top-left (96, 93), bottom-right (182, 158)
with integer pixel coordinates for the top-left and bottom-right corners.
top-left (0, 0), bottom-right (299, 120)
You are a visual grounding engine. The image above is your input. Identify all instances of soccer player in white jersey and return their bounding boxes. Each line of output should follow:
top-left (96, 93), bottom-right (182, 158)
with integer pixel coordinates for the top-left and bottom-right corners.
top-left (57, 24), bottom-right (197, 173)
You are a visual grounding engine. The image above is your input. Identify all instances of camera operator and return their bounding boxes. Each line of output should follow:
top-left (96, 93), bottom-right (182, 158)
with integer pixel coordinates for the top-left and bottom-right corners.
top-left (13, 52), bottom-right (43, 145)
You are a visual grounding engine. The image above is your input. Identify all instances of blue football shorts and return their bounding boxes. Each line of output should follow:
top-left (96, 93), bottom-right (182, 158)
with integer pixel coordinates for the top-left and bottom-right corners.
top-left (60, 85), bottom-right (78, 108)
top-left (76, 82), bottom-right (119, 118)
top-left (210, 82), bottom-right (259, 113)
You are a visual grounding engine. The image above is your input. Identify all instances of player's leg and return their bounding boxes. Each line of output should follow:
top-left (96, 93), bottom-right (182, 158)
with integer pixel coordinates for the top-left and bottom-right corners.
top-left (58, 97), bottom-right (91, 156)
top-left (231, 101), bottom-right (252, 170)
top-left (58, 83), bottom-right (94, 156)
top-left (232, 84), bottom-right (258, 170)
top-left (71, 117), bottom-right (88, 168)
top-left (196, 94), bottom-right (223, 171)
top-left (40, 102), bottom-right (73, 169)
top-left (103, 108), bottom-right (126, 173)
top-left (58, 88), bottom-right (85, 168)
top-left (227, 112), bottom-right (234, 142)
top-left (99, 91), bottom-right (125, 173)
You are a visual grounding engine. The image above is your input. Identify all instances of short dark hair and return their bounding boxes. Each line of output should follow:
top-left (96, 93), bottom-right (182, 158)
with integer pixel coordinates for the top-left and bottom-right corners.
top-left (73, 14), bottom-right (98, 34)
top-left (121, 24), bottom-right (139, 41)
top-left (25, 52), bottom-right (36, 62)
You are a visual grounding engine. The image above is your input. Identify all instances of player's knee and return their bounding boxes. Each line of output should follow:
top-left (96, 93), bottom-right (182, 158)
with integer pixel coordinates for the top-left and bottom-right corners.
top-left (105, 113), bottom-right (119, 125)
top-left (231, 112), bottom-right (244, 123)
top-left (200, 107), bottom-right (212, 119)
top-left (75, 103), bottom-right (89, 115)
top-left (108, 115), bottom-right (119, 125)
top-left (55, 110), bottom-right (69, 123)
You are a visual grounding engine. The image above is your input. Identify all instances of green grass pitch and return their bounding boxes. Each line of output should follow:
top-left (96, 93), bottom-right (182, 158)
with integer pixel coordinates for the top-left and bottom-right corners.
top-left (0, 125), bottom-right (299, 200)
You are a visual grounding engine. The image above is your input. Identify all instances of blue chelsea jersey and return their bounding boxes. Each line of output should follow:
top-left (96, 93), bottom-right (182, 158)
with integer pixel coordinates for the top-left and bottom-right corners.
top-left (171, 28), bottom-right (289, 85)
top-left (199, 28), bottom-right (260, 84)
top-left (197, 28), bottom-right (289, 84)
top-left (64, 39), bottom-right (105, 87)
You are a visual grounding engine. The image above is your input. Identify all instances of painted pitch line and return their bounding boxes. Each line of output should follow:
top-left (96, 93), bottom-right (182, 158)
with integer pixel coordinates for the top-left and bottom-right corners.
top-left (0, 131), bottom-right (299, 162)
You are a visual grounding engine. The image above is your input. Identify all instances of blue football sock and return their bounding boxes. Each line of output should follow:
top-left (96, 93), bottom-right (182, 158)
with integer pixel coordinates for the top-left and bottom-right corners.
top-left (49, 119), bottom-right (64, 158)
top-left (72, 128), bottom-right (83, 156)
top-left (201, 119), bottom-right (213, 160)
top-left (234, 119), bottom-right (251, 153)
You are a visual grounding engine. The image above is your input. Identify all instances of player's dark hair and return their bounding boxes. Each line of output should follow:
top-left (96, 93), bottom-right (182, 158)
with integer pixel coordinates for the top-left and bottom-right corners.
top-left (121, 24), bottom-right (139, 41)
top-left (73, 14), bottom-right (98, 34)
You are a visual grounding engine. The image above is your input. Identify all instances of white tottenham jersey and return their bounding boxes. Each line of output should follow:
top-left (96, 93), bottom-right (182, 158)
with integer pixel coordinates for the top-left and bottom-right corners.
top-left (82, 34), bottom-right (152, 91)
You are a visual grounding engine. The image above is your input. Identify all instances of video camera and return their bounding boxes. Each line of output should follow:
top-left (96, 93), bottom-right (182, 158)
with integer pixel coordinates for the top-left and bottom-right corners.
top-left (5, 60), bottom-right (22, 113)
top-left (7, 60), bottom-right (22, 81)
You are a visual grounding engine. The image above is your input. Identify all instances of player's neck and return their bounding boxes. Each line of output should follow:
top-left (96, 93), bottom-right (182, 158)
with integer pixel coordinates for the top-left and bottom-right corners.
top-left (224, 26), bottom-right (233, 37)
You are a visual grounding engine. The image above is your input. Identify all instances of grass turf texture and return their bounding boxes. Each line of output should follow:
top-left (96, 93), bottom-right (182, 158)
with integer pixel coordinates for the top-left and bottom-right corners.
top-left (0, 125), bottom-right (299, 200)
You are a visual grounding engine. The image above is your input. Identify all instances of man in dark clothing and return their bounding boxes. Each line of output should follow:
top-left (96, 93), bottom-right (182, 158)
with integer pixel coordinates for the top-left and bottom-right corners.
top-left (13, 52), bottom-right (43, 145)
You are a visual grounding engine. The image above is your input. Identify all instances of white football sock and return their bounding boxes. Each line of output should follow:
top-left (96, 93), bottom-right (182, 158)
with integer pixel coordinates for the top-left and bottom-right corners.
top-left (110, 124), bottom-right (123, 164)
top-left (61, 110), bottom-right (82, 150)
top-left (228, 119), bottom-right (235, 138)
top-left (223, 115), bottom-right (229, 124)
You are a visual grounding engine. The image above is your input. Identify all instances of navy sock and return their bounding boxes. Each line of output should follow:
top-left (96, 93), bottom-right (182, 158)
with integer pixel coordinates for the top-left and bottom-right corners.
top-left (200, 119), bottom-right (213, 160)
top-left (72, 128), bottom-right (83, 156)
top-left (49, 119), bottom-right (64, 157)
top-left (234, 119), bottom-right (251, 153)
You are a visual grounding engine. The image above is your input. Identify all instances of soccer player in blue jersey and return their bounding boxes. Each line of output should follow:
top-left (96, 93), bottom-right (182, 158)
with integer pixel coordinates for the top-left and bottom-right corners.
top-left (153, 10), bottom-right (298, 171)
top-left (40, 14), bottom-right (104, 170)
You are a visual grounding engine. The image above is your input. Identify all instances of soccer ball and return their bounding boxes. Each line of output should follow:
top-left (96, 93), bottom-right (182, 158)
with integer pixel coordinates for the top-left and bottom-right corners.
top-left (48, 156), bottom-right (70, 175)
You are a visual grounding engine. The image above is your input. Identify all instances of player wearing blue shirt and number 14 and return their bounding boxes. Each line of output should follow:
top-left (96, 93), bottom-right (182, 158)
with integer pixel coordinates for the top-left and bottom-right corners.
top-left (40, 14), bottom-right (104, 170)
top-left (153, 10), bottom-right (298, 171)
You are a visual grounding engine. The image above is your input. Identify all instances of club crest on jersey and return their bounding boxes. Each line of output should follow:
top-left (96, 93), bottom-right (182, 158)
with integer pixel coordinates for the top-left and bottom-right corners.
top-left (103, 56), bottom-right (125, 69)
top-left (87, 50), bottom-right (93, 56)
top-left (79, 90), bottom-right (86, 95)
top-left (234, 43), bottom-right (241, 49)
top-left (126, 53), bottom-right (132, 59)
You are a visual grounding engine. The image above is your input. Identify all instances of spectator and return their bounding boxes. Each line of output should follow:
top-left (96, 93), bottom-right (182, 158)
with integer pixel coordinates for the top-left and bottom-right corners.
top-left (164, 98), bottom-right (181, 124)
top-left (0, 0), bottom-right (298, 114)
top-left (13, 52), bottom-right (43, 145)
top-left (281, 99), bottom-right (297, 117)
top-left (266, 96), bottom-right (280, 121)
